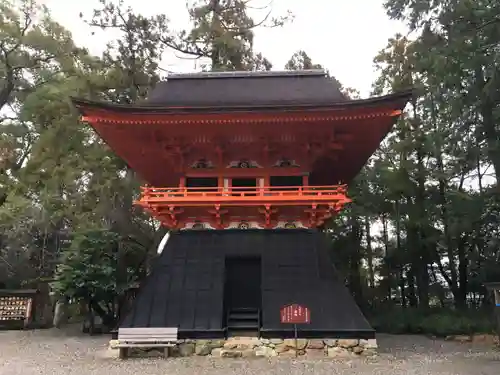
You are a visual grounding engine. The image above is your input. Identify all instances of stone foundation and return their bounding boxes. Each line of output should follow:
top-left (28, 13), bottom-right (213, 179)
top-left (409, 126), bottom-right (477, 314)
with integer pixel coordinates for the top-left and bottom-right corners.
top-left (109, 337), bottom-right (378, 358)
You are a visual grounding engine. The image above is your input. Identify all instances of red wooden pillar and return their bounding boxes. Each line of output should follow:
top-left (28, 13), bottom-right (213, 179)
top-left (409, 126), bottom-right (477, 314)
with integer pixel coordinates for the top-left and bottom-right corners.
top-left (302, 174), bottom-right (309, 187)
top-left (263, 176), bottom-right (270, 185)
top-left (262, 175), bottom-right (270, 196)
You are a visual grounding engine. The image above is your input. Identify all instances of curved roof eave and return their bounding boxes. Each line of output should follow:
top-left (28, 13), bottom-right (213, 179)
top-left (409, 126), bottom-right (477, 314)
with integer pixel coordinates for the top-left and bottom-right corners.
top-left (70, 88), bottom-right (415, 116)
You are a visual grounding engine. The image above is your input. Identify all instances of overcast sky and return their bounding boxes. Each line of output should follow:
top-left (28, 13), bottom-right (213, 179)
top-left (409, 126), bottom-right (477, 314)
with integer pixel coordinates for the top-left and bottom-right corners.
top-left (41, 0), bottom-right (408, 97)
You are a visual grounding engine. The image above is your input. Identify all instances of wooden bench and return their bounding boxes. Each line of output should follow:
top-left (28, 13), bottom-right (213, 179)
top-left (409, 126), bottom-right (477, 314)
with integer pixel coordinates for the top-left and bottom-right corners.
top-left (116, 327), bottom-right (178, 359)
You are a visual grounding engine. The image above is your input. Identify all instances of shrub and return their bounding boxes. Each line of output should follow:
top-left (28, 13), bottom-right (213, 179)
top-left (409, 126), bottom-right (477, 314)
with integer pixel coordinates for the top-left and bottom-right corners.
top-left (369, 307), bottom-right (496, 336)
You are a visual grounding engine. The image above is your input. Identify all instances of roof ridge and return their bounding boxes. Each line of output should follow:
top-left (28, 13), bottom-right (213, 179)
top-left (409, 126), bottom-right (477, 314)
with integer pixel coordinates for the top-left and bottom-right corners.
top-left (167, 69), bottom-right (326, 80)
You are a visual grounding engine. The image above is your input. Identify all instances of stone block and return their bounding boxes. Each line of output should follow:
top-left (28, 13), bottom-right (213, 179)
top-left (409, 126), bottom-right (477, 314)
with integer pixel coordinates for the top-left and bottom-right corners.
top-left (209, 340), bottom-right (225, 348)
top-left (306, 339), bottom-right (325, 349)
top-left (270, 338), bottom-right (284, 345)
top-left (304, 348), bottom-right (326, 358)
top-left (361, 349), bottom-right (377, 357)
top-left (352, 345), bottom-right (364, 354)
top-left (327, 346), bottom-right (352, 358)
top-left (283, 338), bottom-right (308, 350)
top-left (472, 334), bottom-right (498, 345)
top-left (223, 342), bottom-right (238, 349)
top-left (359, 339), bottom-right (378, 349)
top-left (446, 335), bottom-right (472, 343)
top-left (279, 349), bottom-right (299, 357)
top-left (178, 343), bottom-right (195, 356)
top-left (224, 338), bottom-right (260, 350)
top-left (337, 339), bottom-right (359, 348)
top-left (241, 348), bottom-right (256, 358)
top-left (274, 343), bottom-right (290, 353)
top-left (254, 346), bottom-right (277, 357)
top-left (108, 339), bottom-right (119, 349)
top-left (323, 339), bottom-right (338, 347)
top-left (211, 348), bottom-right (222, 356)
top-left (220, 349), bottom-right (242, 358)
top-left (201, 336), bottom-right (374, 359)
top-left (195, 342), bottom-right (212, 356)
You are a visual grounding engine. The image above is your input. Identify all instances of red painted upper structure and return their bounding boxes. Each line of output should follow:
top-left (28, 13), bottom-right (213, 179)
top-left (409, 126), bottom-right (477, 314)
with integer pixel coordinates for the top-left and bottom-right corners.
top-left (72, 70), bottom-right (412, 229)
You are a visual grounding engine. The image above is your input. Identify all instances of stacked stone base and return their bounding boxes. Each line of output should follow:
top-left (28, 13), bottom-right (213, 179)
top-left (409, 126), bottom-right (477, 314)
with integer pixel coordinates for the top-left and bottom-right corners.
top-left (110, 337), bottom-right (378, 359)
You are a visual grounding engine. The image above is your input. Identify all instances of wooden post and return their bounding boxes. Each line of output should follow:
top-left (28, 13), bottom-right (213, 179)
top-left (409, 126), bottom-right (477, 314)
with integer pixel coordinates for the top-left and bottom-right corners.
top-left (485, 283), bottom-right (500, 342)
top-left (119, 347), bottom-right (129, 359)
top-left (263, 176), bottom-right (270, 196)
top-left (263, 175), bottom-right (269, 187)
top-left (494, 289), bottom-right (500, 340)
top-left (163, 347), bottom-right (170, 358)
top-left (302, 174), bottom-right (309, 187)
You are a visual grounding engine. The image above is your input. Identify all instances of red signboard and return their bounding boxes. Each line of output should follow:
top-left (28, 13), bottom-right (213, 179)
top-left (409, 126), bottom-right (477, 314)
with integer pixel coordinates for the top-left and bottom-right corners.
top-left (280, 304), bottom-right (310, 324)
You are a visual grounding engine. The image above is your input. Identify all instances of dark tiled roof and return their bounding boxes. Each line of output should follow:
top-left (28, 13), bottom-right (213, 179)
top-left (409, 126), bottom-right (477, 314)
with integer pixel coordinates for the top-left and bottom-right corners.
top-left (142, 70), bottom-right (348, 107)
top-left (71, 88), bottom-right (414, 114)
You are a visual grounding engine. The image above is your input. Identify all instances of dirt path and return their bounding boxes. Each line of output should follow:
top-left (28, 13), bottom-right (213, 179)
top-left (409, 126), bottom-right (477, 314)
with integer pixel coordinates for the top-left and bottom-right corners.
top-left (0, 329), bottom-right (498, 375)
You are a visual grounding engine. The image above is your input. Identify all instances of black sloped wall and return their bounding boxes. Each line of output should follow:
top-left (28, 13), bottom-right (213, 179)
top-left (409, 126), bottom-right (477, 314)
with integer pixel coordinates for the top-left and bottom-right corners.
top-left (120, 229), bottom-right (374, 339)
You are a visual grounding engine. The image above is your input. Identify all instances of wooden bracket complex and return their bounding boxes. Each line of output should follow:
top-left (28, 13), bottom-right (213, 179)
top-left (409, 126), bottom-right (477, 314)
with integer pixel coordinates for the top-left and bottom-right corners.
top-left (258, 205), bottom-right (278, 229)
top-left (136, 185), bottom-right (350, 230)
top-left (207, 204), bottom-right (228, 229)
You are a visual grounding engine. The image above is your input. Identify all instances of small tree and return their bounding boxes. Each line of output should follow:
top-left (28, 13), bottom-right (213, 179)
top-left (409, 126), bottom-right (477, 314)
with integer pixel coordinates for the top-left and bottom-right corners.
top-left (52, 228), bottom-right (144, 328)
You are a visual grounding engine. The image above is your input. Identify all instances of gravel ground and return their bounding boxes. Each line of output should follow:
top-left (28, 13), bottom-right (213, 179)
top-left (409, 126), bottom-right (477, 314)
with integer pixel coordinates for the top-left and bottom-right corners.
top-left (0, 327), bottom-right (499, 375)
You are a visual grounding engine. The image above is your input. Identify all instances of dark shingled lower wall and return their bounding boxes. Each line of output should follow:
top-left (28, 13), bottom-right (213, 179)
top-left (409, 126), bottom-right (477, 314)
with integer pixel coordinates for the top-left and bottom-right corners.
top-left (120, 229), bottom-right (374, 339)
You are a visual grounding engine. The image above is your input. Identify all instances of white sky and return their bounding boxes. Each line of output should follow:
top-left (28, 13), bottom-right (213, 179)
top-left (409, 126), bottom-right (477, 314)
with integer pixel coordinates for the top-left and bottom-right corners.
top-left (41, 0), bottom-right (409, 97)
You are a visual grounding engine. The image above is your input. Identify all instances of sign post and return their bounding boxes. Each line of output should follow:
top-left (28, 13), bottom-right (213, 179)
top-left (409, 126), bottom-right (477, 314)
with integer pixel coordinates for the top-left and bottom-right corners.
top-left (485, 282), bottom-right (500, 343)
top-left (280, 304), bottom-right (311, 357)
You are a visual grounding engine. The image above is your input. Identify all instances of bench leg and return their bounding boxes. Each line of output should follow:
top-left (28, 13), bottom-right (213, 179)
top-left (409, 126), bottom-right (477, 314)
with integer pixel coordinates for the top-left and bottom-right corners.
top-left (119, 348), bottom-right (129, 360)
top-left (164, 347), bottom-right (170, 358)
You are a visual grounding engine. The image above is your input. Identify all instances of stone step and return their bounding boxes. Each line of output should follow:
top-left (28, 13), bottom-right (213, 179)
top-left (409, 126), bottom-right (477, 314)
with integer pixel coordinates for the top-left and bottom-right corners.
top-left (230, 307), bottom-right (259, 313)
top-left (227, 321), bottom-right (259, 329)
top-left (228, 313), bottom-right (259, 320)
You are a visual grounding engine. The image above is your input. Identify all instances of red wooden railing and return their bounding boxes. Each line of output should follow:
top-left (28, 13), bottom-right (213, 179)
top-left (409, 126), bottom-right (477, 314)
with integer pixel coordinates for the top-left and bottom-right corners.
top-left (137, 185), bottom-right (350, 205)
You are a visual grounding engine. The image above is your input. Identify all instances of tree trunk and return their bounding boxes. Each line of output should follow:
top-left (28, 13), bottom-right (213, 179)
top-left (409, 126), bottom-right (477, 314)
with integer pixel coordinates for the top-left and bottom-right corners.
top-left (365, 216), bottom-right (375, 289)
top-left (456, 236), bottom-right (468, 309)
top-left (395, 201), bottom-right (406, 307)
top-left (436, 147), bottom-right (460, 303)
top-left (407, 267), bottom-right (418, 307)
top-left (382, 215), bottom-right (393, 302)
top-left (413, 99), bottom-right (430, 309)
top-left (348, 214), bottom-right (363, 308)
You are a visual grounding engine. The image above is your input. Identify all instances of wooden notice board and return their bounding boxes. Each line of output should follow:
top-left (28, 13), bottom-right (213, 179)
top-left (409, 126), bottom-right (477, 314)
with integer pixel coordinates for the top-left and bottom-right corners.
top-left (0, 290), bottom-right (37, 329)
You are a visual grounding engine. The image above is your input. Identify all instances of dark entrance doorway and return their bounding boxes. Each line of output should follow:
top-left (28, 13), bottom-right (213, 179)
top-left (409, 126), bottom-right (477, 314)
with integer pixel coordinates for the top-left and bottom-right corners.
top-left (231, 178), bottom-right (257, 196)
top-left (270, 175), bottom-right (303, 191)
top-left (186, 177), bottom-right (218, 191)
top-left (224, 256), bottom-right (262, 336)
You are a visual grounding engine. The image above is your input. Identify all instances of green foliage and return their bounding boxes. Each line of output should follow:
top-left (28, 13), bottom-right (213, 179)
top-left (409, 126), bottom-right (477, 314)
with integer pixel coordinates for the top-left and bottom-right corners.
top-left (370, 308), bottom-right (496, 336)
top-left (0, 0), bottom-right (162, 318)
top-left (285, 50), bottom-right (323, 70)
top-left (52, 228), bottom-right (142, 303)
top-left (164, 0), bottom-right (291, 71)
